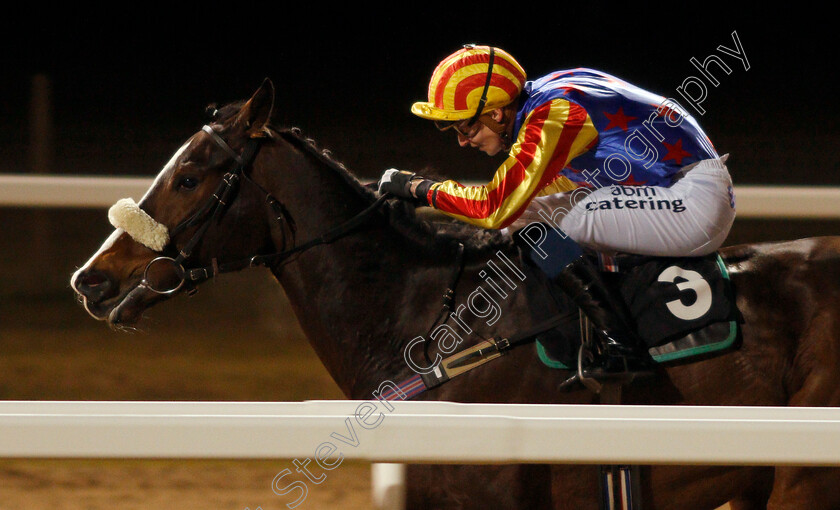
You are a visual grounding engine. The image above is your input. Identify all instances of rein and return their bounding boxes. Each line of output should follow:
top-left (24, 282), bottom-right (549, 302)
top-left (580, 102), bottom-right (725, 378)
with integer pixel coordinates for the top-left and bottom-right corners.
top-left (155, 125), bottom-right (391, 291)
top-left (137, 123), bottom-right (566, 400)
top-left (186, 191), bottom-right (391, 284)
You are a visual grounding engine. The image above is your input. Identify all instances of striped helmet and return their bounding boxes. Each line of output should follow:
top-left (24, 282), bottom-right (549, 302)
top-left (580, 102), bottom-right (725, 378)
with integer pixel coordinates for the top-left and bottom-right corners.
top-left (411, 45), bottom-right (527, 123)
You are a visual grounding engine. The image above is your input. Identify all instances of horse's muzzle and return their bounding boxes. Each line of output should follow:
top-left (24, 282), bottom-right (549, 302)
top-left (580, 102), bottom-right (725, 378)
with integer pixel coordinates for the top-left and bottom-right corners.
top-left (72, 268), bottom-right (116, 309)
top-left (72, 267), bottom-right (141, 324)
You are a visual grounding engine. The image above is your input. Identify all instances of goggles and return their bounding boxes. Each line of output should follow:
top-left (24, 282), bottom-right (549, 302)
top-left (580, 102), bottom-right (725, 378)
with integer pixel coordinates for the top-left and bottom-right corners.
top-left (434, 112), bottom-right (508, 139)
top-left (434, 119), bottom-right (482, 139)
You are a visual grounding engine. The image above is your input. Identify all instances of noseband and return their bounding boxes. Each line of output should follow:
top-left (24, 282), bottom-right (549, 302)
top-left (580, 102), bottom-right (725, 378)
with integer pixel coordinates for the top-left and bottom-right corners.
top-left (136, 124), bottom-right (388, 296)
top-left (127, 123), bottom-right (470, 374)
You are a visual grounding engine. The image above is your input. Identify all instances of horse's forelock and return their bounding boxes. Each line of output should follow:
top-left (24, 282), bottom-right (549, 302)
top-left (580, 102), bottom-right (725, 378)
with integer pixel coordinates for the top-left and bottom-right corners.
top-left (209, 100), bottom-right (247, 125)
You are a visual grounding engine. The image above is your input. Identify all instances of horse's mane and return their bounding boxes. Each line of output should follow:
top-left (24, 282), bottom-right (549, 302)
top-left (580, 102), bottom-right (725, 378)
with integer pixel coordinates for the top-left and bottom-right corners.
top-left (207, 100), bottom-right (513, 258)
top-left (272, 126), bottom-right (514, 258)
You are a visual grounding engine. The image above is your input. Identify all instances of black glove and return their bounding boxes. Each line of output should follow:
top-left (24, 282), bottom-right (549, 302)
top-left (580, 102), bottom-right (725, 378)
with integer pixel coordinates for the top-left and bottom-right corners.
top-left (378, 169), bottom-right (415, 198)
top-left (378, 169), bottom-right (437, 206)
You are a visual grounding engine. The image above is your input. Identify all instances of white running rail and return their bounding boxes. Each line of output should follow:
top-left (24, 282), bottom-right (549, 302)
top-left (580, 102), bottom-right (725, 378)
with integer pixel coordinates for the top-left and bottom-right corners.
top-left (4, 174), bottom-right (839, 509)
top-left (2, 174), bottom-right (840, 219)
top-left (1, 401), bottom-right (839, 466)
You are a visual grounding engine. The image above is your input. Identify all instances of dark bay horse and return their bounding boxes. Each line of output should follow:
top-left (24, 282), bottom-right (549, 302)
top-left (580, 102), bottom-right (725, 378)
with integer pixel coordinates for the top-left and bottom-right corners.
top-left (71, 79), bottom-right (840, 509)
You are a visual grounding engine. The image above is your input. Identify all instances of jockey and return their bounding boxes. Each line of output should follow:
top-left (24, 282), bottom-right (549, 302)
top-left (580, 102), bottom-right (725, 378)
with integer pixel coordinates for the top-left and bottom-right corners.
top-left (378, 44), bottom-right (736, 372)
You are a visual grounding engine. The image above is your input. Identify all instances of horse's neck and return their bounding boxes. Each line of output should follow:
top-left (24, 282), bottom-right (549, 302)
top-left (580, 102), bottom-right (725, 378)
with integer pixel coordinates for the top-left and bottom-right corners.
top-left (259, 142), bottom-right (441, 398)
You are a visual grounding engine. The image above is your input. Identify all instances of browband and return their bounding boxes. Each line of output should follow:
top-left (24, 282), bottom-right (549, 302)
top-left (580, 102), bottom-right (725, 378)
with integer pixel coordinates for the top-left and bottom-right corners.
top-left (202, 125), bottom-right (244, 165)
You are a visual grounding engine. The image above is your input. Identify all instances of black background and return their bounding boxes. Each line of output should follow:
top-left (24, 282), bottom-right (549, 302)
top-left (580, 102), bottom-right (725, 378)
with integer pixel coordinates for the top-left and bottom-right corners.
top-left (1, 9), bottom-right (836, 184)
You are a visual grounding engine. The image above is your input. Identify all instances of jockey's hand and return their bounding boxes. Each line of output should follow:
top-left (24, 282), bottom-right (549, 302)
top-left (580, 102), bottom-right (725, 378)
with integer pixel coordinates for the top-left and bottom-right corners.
top-left (378, 169), bottom-right (415, 198)
top-left (378, 169), bottom-right (436, 206)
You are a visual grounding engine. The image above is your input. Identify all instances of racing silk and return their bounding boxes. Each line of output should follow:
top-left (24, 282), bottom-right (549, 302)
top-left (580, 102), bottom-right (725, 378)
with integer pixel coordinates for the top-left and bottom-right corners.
top-left (425, 68), bottom-right (719, 229)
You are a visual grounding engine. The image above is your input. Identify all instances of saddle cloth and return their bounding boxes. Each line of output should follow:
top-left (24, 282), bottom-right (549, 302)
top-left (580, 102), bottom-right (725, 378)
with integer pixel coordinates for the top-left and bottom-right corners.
top-left (537, 252), bottom-right (741, 369)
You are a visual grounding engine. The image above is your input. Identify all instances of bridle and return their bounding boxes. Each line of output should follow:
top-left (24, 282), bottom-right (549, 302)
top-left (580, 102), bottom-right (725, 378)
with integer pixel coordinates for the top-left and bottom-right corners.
top-left (131, 122), bottom-right (574, 398)
top-left (138, 124), bottom-right (389, 296)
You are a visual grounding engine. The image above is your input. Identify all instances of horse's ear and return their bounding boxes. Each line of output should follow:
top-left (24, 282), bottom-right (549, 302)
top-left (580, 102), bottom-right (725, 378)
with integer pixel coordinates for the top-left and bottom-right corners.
top-left (238, 78), bottom-right (278, 138)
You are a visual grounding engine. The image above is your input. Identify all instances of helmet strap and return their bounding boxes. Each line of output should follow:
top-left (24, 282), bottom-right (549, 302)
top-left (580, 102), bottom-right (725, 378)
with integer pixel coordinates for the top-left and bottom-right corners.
top-left (478, 99), bottom-right (519, 152)
top-left (468, 47), bottom-right (495, 126)
top-left (477, 114), bottom-right (505, 135)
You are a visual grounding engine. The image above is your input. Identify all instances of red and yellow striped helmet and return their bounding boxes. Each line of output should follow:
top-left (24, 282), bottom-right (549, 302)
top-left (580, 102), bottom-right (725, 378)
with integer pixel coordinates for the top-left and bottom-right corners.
top-left (411, 45), bottom-right (527, 123)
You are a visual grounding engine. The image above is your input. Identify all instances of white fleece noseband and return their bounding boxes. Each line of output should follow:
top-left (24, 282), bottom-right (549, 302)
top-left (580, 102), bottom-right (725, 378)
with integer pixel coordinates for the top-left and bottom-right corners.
top-left (108, 198), bottom-right (170, 252)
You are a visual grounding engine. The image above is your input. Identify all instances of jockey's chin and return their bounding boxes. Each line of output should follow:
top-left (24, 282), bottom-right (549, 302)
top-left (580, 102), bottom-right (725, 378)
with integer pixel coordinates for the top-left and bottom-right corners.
top-left (478, 140), bottom-right (505, 156)
top-left (460, 126), bottom-right (506, 156)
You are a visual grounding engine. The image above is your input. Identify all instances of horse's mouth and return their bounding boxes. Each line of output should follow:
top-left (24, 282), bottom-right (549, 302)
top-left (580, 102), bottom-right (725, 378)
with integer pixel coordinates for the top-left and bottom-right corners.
top-left (77, 280), bottom-right (158, 328)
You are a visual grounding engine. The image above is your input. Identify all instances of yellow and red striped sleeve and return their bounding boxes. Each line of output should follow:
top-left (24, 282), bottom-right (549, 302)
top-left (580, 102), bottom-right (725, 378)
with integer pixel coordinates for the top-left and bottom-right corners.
top-left (426, 99), bottom-right (598, 229)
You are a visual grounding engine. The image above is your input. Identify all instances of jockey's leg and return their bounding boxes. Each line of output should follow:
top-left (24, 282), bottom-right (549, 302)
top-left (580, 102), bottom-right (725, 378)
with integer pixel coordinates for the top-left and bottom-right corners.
top-left (560, 157), bottom-right (736, 257)
top-left (515, 157), bottom-right (735, 372)
top-left (517, 224), bottom-right (650, 369)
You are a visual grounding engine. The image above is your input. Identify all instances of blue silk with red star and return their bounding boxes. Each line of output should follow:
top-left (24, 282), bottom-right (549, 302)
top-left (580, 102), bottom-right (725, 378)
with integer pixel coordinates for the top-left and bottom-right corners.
top-left (513, 68), bottom-right (719, 188)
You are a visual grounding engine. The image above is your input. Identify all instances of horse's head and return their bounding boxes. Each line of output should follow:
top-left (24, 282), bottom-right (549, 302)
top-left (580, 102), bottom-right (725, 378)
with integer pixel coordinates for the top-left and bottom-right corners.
top-left (71, 79), bottom-right (281, 327)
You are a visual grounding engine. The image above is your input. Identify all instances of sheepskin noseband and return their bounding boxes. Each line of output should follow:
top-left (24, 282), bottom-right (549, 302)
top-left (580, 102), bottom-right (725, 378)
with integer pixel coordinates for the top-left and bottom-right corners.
top-left (108, 198), bottom-right (170, 252)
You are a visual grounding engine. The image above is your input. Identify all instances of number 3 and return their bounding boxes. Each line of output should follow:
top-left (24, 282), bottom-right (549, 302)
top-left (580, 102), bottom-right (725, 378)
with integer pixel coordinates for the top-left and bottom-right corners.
top-left (658, 266), bottom-right (712, 320)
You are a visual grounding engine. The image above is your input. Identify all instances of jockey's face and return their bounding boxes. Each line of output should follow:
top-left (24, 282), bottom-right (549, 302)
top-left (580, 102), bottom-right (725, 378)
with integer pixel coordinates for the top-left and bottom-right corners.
top-left (456, 110), bottom-right (506, 156)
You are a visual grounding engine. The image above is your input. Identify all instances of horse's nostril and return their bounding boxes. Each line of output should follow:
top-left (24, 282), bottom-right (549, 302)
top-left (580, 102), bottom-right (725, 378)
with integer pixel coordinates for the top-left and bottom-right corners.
top-left (83, 272), bottom-right (107, 287)
top-left (75, 269), bottom-right (114, 301)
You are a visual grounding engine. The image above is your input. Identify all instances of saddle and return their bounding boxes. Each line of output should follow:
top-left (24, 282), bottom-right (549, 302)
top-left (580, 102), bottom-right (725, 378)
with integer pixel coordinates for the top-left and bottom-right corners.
top-left (535, 251), bottom-right (742, 372)
top-left (415, 250), bottom-right (742, 395)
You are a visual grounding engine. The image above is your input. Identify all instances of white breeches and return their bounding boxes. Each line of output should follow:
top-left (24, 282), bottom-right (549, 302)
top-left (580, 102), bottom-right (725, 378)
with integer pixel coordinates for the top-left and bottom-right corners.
top-left (510, 156), bottom-right (736, 257)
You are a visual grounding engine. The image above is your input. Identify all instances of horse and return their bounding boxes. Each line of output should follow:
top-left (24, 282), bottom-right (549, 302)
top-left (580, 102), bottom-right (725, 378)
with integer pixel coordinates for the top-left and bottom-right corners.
top-left (70, 79), bottom-right (840, 509)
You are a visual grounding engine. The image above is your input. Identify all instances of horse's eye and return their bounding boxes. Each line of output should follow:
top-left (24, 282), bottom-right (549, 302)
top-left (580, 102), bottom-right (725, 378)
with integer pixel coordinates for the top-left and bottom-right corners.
top-left (178, 176), bottom-right (199, 190)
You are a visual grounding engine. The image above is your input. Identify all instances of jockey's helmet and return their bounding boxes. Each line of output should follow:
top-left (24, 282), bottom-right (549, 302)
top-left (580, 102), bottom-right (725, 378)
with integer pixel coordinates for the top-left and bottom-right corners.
top-left (411, 45), bottom-right (527, 125)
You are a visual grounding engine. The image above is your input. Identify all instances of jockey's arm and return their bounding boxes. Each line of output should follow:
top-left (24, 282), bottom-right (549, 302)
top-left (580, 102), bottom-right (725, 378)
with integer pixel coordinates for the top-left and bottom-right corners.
top-left (424, 99), bottom-right (598, 230)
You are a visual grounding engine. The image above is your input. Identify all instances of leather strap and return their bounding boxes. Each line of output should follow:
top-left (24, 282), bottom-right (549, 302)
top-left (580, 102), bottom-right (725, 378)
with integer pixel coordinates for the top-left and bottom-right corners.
top-left (202, 125), bottom-right (244, 165)
top-left (468, 47), bottom-right (495, 125)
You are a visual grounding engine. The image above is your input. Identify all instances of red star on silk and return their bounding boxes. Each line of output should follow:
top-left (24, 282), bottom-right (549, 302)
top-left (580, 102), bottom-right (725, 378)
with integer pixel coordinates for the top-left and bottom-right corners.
top-left (603, 107), bottom-right (637, 132)
top-left (663, 139), bottom-right (692, 165)
top-left (650, 103), bottom-right (691, 128)
top-left (617, 174), bottom-right (648, 186)
top-left (650, 103), bottom-right (673, 118)
top-left (604, 75), bottom-right (628, 86)
top-left (559, 86), bottom-right (583, 96)
top-left (565, 167), bottom-right (595, 187)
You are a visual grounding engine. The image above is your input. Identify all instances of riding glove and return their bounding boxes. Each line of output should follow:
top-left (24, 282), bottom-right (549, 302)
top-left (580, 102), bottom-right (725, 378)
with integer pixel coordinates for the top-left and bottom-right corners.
top-left (378, 169), bottom-right (436, 206)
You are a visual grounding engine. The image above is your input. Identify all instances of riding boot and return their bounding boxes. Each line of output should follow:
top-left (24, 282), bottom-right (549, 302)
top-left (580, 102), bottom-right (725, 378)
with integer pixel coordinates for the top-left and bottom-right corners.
top-left (550, 255), bottom-right (652, 372)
